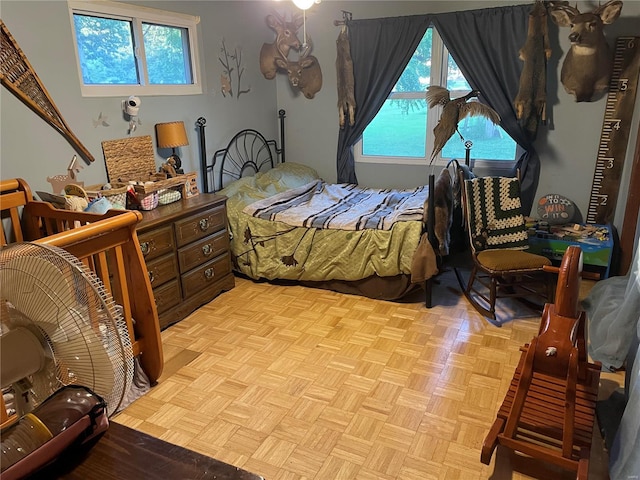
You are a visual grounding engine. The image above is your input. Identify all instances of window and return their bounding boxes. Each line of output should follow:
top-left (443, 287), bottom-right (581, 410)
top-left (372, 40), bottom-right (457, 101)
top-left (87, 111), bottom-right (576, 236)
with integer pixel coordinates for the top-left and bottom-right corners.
top-left (355, 28), bottom-right (517, 168)
top-left (67, 0), bottom-right (202, 97)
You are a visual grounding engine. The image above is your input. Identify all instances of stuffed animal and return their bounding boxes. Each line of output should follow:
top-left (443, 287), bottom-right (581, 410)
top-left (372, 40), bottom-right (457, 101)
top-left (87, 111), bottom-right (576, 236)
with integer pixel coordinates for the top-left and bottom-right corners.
top-left (160, 158), bottom-right (177, 178)
top-left (513, 0), bottom-right (551, 138)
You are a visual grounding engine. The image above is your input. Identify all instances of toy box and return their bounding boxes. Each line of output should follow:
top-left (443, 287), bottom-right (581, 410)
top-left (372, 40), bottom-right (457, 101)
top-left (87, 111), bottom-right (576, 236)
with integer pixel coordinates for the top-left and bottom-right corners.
top-left (528, 224), bottom-right (614, 278)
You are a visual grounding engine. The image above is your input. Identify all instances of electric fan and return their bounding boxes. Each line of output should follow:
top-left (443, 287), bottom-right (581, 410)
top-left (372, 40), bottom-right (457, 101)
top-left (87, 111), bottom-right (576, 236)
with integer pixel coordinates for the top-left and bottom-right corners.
top-left (0, 242), bottom-right (135, 420)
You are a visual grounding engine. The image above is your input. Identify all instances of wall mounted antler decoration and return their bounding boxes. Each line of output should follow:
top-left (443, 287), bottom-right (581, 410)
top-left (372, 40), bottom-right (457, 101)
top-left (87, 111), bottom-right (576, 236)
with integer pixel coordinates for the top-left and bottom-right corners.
top-left (276, 45), bottom-right (323, 99)
top-left (259, 10), bottom-right (322, 99)
top-left (259, 12), bottom-right (304, 80)
top-left (549, 0), bottom-right (623, 102)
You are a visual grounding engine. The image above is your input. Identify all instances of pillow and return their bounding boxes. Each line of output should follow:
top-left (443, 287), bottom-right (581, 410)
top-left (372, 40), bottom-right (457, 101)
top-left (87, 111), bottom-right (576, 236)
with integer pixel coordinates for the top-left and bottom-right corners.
top-left (254, 162), bottom-right (320, 191)
top-left (218, 175), bottom-right (257, 199)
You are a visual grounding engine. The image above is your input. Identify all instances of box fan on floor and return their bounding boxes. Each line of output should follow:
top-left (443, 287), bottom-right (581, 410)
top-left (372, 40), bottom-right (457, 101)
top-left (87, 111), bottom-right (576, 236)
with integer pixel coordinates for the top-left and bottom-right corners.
top-left (0, 242), bottom-right (136, 478)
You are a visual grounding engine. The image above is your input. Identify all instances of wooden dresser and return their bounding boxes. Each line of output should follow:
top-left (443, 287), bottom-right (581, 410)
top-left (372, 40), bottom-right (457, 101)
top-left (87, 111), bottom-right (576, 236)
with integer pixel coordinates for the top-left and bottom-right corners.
top-left (136, 193), bottom-right (235, 329)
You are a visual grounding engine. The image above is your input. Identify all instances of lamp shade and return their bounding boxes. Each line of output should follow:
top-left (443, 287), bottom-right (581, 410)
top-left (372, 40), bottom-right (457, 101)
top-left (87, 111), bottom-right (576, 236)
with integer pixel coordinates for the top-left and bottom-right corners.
top-left (292, 0), bottom-right (315, 9)
top-left (155, 121), bottom-right (189, 149)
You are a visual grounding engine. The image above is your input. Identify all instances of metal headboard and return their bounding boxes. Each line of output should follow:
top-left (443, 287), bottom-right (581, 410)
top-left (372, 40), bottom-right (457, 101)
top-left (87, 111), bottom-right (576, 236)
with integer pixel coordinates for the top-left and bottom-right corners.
top-left (197, 109), bottom-right (286, 193)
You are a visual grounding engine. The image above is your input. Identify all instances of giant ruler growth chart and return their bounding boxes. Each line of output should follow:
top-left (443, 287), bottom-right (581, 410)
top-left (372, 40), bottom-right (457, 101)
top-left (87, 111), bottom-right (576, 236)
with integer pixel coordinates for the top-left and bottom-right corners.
top-left (586, 36), bottom-right (640, 225)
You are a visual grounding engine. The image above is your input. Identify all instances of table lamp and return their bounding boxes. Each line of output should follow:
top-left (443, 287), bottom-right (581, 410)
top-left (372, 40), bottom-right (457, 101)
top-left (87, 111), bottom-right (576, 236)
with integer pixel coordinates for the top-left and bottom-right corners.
top-left (155, 121), bottom-right (188, 174)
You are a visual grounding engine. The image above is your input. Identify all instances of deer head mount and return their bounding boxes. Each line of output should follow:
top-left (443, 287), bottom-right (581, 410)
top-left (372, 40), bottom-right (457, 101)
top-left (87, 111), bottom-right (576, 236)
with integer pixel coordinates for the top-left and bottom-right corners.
top-left (275, 46), bottom-right (323, 99)
top-left (549, 0), bottom-right (623, 102)
top-left (259, 12), bottom-right (303, 80)
top-left (259, 11), bottom-right (323, 99)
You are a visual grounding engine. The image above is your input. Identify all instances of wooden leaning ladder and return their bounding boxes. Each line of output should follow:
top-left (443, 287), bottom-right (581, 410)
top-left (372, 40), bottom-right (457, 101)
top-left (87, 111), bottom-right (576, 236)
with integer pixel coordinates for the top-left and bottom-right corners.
top-left (481, 245), bottom-right (601, 480)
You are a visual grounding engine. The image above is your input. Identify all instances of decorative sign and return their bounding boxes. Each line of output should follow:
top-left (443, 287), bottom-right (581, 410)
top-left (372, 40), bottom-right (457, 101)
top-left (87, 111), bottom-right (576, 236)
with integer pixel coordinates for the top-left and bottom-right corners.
top-left (537, 194), bottom-right (576, 224)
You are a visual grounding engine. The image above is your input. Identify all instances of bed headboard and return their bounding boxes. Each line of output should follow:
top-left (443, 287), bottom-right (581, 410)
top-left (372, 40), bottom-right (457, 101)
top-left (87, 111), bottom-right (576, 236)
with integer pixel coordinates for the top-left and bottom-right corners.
top-left (198, 109), bottom-right (286, 193)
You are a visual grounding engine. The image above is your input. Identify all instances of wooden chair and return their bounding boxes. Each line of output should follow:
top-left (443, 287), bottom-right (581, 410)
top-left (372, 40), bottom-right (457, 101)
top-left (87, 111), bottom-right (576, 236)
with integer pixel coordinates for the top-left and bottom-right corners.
top-left (454, 174), bottom-right (553, 325)
top-left (481, 245), bottom-right (601, 480)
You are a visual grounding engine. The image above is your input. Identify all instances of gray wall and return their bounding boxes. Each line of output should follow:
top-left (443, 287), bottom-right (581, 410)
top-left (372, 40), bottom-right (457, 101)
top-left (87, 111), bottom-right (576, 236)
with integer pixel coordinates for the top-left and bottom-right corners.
top-left (0, 0), bottom-right (279, 192)
top-left (1, 0), bottom-right (639, 238)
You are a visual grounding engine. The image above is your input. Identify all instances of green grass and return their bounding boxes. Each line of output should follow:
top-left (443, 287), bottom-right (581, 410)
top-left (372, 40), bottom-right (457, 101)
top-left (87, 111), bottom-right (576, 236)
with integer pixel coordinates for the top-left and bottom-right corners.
top-left (363, 100), bottom-right (516, 161)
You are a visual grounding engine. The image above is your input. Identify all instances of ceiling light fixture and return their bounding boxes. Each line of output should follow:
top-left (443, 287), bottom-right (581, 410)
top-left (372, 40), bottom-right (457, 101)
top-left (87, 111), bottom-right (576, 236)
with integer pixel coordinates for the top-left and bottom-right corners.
top-left (292, 0), bottom-right (314, 9)
top-left (292, 0), bottom-right (319, 50)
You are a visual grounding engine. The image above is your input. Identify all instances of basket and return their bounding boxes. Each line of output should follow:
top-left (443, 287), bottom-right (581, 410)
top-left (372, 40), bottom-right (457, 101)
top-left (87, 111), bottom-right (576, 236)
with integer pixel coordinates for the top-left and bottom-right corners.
top-left (101, 136), bottom-right (157, 184)
top-left (127, 190), bottom-right (159, 211)
top-left (157, 188), bottom-right (182, 205)
top-left (84, 183), bottom-right (129, 210)
top-left (138, 192), bottom-right (159, 211)
top-left (101, 136), bottom-right (198, 198)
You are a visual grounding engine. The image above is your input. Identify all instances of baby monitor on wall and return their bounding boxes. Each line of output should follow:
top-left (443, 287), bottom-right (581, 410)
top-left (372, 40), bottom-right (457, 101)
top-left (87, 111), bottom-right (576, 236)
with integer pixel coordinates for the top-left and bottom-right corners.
top-left (124, 95), bottom-right (141, 116)
top-left (123, 95), bottom-right (141, 134)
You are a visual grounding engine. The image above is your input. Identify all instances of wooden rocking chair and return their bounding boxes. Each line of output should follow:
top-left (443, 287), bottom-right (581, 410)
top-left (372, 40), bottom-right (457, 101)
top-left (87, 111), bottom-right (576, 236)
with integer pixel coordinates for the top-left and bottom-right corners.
top-left (455, 174), bottom-right (554, 326)
top-left (481, 245), bottom-right (602, 480)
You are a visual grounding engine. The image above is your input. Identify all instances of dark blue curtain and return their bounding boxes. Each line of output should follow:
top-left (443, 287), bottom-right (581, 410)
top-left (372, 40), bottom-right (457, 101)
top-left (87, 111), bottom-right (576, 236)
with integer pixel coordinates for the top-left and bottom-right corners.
top-left (338, 5), bottom-right (539, 214)
top-left (336, 15), bottom-right (431, 184)
top-left (433, 4), bottom-right (538, 214)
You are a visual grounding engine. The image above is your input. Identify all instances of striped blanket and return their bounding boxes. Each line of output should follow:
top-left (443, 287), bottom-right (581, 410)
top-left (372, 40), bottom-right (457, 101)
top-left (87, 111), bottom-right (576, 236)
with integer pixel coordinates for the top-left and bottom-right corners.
top-left (242, 180), bottom-right (428, 231)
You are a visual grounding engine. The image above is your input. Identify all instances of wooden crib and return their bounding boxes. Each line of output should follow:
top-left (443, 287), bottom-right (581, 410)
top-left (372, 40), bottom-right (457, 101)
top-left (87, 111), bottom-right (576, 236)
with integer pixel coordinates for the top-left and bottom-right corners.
top-left (0, 178), bottom-right (163, 423)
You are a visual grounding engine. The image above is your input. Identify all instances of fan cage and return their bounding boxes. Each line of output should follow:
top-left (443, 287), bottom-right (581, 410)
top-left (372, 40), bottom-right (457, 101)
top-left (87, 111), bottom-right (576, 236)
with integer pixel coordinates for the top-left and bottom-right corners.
top-left (0, 242), bottom-right (134, 417)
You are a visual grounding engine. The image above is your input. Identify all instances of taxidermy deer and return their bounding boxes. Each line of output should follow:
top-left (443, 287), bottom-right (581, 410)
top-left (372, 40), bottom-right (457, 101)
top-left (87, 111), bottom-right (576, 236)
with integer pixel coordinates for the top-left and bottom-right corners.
top-left (336, 28), bottom-right (356, 128)
top-left (549, 0), bottom-right (623, 102)
top-left (275, 47), bottom-right (323, 99)
top-left (513, 1), bottom-right (550, 138)
top-left (259, 12), bottom-right (303, 80)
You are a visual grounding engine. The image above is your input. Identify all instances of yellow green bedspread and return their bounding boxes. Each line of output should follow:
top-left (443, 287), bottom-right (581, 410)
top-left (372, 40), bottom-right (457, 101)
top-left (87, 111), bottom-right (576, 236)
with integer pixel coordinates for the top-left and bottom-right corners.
top-left (220, 162), bottom-right (436, 283)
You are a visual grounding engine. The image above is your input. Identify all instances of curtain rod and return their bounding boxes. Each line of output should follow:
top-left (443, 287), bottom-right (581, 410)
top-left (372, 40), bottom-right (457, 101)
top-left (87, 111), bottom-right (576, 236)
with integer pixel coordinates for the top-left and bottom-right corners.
top-left (334, 10), bottom-right (352, 26)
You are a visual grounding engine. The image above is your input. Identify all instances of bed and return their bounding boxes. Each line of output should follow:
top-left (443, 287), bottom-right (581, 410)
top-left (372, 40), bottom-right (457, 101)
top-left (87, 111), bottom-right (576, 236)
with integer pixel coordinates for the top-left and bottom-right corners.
top-left (0, 178), bottom-right (163, 424)
top-left (197, 111), bottom-right (445, 304)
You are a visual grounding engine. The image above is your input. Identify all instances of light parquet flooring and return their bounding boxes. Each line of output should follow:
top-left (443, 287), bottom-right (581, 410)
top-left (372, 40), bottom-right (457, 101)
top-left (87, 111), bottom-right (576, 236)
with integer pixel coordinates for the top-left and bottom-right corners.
top-left (114, 272), bottom-right (622, 480)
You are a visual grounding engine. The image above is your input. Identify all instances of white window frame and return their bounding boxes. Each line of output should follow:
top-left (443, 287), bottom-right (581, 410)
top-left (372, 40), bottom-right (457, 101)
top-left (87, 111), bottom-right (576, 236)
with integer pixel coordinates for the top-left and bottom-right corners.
top-left (67, 0), bottom-right (202, 97)
top-left (355, 28), bottom-right (516, 171)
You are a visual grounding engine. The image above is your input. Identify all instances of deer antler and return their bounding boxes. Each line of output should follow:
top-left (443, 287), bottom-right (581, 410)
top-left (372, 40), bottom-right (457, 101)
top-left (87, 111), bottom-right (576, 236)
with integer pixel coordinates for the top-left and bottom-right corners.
top-left (291, 12), bottom-right (304, 29)
top-left (548, 1), bottom-right (579, 15)
top-left (271, 10), bottom-right (285, 25)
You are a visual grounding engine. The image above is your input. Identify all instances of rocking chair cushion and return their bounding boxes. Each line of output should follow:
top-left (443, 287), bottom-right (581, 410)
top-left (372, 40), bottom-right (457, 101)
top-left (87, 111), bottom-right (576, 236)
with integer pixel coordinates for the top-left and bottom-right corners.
top-left (477, 249), bottom-right (551, 272)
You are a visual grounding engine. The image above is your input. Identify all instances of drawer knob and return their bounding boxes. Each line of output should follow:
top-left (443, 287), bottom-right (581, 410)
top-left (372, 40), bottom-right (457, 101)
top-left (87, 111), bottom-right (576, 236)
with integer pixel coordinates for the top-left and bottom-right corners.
top-left (140, 241), bottom-right (151, 256)
top-left (199, 218), bottom-right (209, 231)
top-left (204, 267), bottom-right (215, 279)
top-left (202, 244), bottom-right (212, 256)
top-left (148, 271), bottom-right (155, 284)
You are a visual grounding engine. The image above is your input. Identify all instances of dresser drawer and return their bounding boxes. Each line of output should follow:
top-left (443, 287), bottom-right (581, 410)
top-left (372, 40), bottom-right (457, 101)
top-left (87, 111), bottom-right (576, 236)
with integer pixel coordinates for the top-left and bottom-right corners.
top-left (181, 254), bottom-right (231, 299)
top-left (138, 225), bottom-right (174, 261)
top-left (136, 194), bottom-right (233, 328)
top-left (152, 279), bottom-right (181, 314)
top-left (146, 253), bottom-right (178, 289)
top-left (174, 206), bottom-right (226, 248)
top-left (177, 229), bottom-right (229, 274)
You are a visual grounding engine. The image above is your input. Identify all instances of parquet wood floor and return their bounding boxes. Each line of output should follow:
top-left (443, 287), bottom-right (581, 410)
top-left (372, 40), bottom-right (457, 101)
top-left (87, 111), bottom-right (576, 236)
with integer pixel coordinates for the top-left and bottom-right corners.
top-left (114, 272), bottom-right (622, 479)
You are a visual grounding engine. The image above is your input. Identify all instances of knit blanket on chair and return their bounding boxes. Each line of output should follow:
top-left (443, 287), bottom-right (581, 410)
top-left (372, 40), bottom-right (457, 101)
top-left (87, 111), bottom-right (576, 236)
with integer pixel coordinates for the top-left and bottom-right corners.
top-left (465, 176), bottom-right (529, 251)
